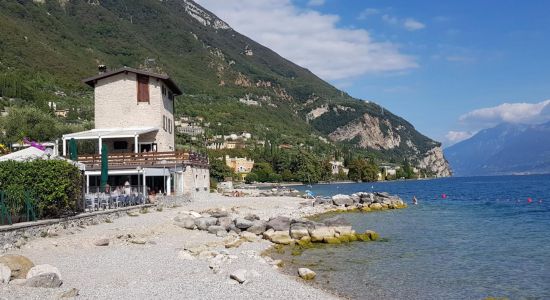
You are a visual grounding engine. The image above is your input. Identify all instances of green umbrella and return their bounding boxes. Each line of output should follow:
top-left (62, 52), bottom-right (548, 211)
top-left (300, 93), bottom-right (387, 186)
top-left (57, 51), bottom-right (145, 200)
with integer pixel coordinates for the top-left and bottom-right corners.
top-left (100, 144), bottom-right (108, 192)
top-left (69, 138), bottom-right (78, 161)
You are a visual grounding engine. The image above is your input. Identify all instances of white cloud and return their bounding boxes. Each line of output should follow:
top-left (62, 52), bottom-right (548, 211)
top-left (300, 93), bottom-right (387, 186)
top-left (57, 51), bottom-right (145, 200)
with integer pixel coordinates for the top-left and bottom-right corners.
top-left (357, 8), bottom-right (380, 20)
top-left (307, 0), bottom-right (325, 6)
top-left (195, 0), bottom-right (417, 81)
top-left (445, 131), bottom-right (474, 144)
top-left (459, 100), bottom-right (550, 125)
top-left (403, 18), bottom-right (426, 31)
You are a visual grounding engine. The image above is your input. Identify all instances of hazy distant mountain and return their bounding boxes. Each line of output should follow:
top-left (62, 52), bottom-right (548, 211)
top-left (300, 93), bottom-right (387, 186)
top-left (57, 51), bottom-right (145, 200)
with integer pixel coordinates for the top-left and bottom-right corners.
top-left (445, 121), bottom-right (550, 176)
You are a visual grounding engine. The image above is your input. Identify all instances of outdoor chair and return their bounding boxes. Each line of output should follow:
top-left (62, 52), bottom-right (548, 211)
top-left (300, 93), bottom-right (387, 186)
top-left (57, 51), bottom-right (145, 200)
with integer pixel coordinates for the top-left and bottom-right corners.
top-left (112, 195), bottom-right (122, 208)
top-left (98, 193), bottom-right (110, 210)
top-left (85, 194), bottom-right (98, 212)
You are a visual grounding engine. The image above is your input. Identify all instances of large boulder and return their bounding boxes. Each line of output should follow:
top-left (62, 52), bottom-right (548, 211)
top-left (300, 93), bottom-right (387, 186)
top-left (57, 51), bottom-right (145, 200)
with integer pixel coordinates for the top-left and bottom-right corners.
top-left (94, 238), bottom-right (110, 246)
top-left (244, 214), bottom-right (260, 221)
top-left (298, 268), bottom-right (316, 280)
top-left (207, 208), bottom-right (229, 218)
top-left (308, 226), bottom-right (335, 242)
top-left (246, 220), bottom-right (267, 235)
top-left (194, 217), bottom-right (218, 230)
top-left (369, 203), bottom-right (383, 210)
top-left (26, 264), bottom-right (62, 281)
top-left (207, 225), bottom-right (227, 235)
top-left (266, 216), bottom-right (291, 231)
top-left (25, 273), bottom-right (63, 288)
top-left (263, 229), bottom-right (293, 245)
top-left (175, 216), bottom-right (196, 229)
top-left (0, 264), bottom-right (11, 283)
top-left (332, 194), bottom-right (354, 207)
top-left (227, 223), bottom-right (241, 234)
top-left (290, 223), bottom-right (310, 240)
top-left (234, 218), bottom-right (253, 230)
top-left (240, 231), bottom-right (260, 242)
top-left (0, 255), bottom-right (34, 280)
top-left (217, 217), bottom-right (233, 230)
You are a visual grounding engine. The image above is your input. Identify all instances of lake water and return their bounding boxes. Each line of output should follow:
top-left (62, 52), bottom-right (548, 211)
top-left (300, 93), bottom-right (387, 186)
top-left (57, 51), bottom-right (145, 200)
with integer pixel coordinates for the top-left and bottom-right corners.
top-left (287, 175), bottom-right (550, 299)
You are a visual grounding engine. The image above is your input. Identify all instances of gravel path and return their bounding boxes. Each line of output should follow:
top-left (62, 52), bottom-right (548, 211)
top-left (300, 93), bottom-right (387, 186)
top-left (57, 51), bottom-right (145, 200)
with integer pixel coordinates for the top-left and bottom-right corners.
top-left (1, 194), bottom-right (339, 299)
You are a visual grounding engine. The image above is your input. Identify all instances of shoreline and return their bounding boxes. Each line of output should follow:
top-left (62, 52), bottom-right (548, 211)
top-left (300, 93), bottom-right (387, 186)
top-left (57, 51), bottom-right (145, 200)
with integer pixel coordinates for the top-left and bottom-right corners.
top-left (0, 192), bottom-right (404, 299)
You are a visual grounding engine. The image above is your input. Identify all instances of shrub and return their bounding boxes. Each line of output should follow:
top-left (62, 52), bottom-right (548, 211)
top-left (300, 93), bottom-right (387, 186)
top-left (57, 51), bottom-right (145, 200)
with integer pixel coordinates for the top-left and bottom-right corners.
top-left (0, 159), bottom-right (82, 219)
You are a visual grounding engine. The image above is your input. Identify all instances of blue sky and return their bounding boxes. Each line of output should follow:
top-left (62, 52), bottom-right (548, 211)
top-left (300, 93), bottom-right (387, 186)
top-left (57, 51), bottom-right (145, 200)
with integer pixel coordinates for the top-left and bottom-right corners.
top-left (196, 0), bottom-right (550, 146)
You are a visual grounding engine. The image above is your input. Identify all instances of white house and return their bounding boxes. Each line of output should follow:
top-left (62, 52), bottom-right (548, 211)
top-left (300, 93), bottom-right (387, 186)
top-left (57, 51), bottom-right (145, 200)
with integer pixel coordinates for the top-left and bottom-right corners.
top-left (62, 66), bottom-right (209, 196)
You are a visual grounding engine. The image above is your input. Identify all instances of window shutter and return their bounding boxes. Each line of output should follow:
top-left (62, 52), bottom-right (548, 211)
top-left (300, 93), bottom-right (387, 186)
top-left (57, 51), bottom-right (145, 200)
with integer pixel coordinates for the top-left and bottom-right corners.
top-left (137, 74), bottom-right (150, 102)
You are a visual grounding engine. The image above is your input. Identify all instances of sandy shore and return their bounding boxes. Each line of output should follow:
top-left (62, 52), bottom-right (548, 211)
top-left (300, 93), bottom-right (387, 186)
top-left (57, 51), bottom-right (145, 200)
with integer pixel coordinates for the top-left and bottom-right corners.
top-left (1, 194), bottom-right (339, 299)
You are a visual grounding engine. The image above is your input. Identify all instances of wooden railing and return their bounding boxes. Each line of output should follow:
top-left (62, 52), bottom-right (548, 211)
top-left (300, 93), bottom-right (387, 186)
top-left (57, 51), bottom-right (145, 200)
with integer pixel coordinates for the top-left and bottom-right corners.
top-left (74, 151), bottom-right (209, 170)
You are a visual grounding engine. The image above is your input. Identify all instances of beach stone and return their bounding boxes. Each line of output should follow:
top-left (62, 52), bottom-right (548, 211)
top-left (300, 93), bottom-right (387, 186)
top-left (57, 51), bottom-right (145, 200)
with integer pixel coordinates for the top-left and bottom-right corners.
top-left (26, 264), bottom-right (62, 281)
top-left (59, 288), bottom-right (79, 298)
top-left (240, 231), bottom-right (260, 242)
top-left (217, 217), bottom-right (234, 230)
top-left (25, 273), bottom-right (63, 288)
top-left (298, 268), bottom-right (316, 280)
top-left (207, 208), bottom-right (229, 218)
top-left (130, 239), bottom-right (147, 245)
top-left (94, 238), bottom-right (110, 246)
top-left (332, 194), bottom-right (353, 206)
top-left (0, 255), bottom-right (34, 279)
top-left (234, 218), bottom-right (253, 229)
top-left (175, 216), bottom-right (196, 229)
top-left (246, 220), bottom-right (267, 234)
top-left (308, 226), bottom-right (335, 242)
top-left (225, 238), bottom-right (245, 248)
top-left (9, 279), bottom-right (27, 286)
top-left (216, 230), bottom-right (228, 237)
top-left (195, 217), bottom-right (218, 230)
top-left (228, 223), bottom-right (241, 234)
top-left (0, 263), bottom-right (11, 283)
top-left (264, 230), bottom-right (293, 245)
top-left (207, 225), bottom-right (227, 235)
top-left (230, 269), bottom-right (247, 284)
top-left (244, 214), bottom-right (260, 221)
top-left (189, 211), bottom-right (202, 218)
top-left (290, 224), bottom-right (310, 240)
top-left (266, 216), bottom-right (291, 231)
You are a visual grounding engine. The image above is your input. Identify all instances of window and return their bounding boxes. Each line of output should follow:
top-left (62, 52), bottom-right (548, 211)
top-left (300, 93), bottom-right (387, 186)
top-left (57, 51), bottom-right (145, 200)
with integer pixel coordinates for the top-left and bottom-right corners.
top-left (161, 85), bottom-right (167, 96)
top-left (137, 74), bottom-right (150, 102)
top-left (168, 118), bottom-right (172, 134)
top-left (113, 141), bottom-right (128, 150)
top-left (163, 115), bottom-right (167, 131)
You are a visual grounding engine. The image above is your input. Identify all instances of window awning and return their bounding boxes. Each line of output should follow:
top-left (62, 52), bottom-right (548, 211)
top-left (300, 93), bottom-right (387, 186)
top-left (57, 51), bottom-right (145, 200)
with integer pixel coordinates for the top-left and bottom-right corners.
top-left (62, 127), bottom-right (158, 140)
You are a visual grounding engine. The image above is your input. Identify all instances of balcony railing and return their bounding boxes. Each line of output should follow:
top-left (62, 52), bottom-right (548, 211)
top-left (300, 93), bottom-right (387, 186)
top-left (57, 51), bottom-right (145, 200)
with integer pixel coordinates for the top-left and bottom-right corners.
top-left (74, 151), bottom-right (209, 170)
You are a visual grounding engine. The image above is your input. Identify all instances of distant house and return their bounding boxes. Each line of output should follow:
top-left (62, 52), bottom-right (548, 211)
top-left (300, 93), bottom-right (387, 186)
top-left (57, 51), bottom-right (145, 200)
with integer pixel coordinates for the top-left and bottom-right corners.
top-left (177, 124), bottom-right (204, 136)
top-left (225, 155), bottom-right (254, 180)
top-left (380, 164), bottom-right (400, 179)
top-left (329, 160), bottom-right (349, 175)
top-left (54, 109), bottom-right (70, 118)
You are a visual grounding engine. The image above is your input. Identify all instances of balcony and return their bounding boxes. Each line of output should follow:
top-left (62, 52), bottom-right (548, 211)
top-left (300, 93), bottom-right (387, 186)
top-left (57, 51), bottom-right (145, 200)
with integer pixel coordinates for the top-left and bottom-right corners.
top-left (74, 151), bottom-right (209, 170)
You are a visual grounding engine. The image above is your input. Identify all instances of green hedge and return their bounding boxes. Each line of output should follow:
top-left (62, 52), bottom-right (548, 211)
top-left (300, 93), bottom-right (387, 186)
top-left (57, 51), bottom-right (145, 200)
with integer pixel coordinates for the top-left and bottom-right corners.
top-left (0, 159), bottom-right (82, 219)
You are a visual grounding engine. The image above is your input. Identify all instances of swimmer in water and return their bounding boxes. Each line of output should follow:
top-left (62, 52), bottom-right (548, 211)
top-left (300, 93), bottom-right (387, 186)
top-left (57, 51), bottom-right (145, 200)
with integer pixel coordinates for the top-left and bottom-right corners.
top-left (412, 196), bottom-right (418, 205)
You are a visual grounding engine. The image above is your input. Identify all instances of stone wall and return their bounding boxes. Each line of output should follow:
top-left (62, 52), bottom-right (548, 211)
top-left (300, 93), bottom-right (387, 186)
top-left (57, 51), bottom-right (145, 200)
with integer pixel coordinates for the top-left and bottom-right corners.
top-left (0, 205), bottom-right (154, 253)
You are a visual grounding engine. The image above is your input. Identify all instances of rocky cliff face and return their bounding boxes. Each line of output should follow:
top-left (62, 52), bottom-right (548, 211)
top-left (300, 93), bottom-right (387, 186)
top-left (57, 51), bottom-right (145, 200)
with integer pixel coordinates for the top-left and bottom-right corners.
top-left (418, 147), bottom-right (452, 177)
top-left (328, 114), bottom-right (401, 150)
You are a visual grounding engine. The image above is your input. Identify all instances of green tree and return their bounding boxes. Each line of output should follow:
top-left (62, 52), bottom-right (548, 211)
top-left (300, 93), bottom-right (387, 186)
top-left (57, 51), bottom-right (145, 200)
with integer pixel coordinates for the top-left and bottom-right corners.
top-left (209, 158), bottom-right (234, 182)
top-left (1, 106), bottom-right (61, 143)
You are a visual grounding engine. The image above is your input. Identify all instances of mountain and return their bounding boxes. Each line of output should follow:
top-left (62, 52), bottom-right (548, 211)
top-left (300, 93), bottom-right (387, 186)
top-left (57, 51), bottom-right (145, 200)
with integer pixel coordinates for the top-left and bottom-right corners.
top-left (445, 121), bottom-right (550, 176)
top-left (0, 0), bottom-right (450, 176)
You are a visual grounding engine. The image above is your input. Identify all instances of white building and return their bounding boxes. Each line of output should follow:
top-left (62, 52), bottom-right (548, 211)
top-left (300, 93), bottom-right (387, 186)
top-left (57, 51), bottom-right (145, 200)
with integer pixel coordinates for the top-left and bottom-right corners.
top-left (61, 67), bottom-right (210, 195)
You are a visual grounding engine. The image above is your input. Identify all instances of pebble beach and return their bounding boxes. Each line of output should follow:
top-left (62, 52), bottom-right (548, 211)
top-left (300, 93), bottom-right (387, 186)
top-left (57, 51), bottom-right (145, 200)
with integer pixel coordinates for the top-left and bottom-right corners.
top-left (0, 194), bottom-right (342, 300)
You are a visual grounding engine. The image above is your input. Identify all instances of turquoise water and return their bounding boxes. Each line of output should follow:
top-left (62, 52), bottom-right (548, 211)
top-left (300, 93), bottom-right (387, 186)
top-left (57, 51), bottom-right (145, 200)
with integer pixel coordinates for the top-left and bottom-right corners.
top-left (292, 175), bottom-right (550, 299)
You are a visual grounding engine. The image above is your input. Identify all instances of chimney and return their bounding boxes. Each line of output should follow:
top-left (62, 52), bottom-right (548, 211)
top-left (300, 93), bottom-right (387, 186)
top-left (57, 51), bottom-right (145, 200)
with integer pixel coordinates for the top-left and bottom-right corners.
top-left (98, 65), bottom-right (107, 74)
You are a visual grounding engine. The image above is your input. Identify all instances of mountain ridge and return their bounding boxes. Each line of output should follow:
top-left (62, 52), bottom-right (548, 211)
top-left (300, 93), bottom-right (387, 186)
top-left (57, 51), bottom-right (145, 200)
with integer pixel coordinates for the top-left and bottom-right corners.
top-left (445, 121), bottom-right (550, 176)
top-left (0, 0), bottom-right (451, 176)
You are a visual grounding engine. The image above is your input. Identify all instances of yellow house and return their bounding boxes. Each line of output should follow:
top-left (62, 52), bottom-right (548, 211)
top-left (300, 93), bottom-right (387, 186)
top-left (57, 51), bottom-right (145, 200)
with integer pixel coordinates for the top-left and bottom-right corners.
top-left (225, 155), bottom-right (254, 180)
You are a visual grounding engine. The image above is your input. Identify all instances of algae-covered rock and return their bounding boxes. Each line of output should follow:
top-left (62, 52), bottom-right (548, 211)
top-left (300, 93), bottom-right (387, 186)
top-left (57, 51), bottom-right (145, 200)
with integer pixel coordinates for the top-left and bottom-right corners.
top-left (298, 268), bottom-right (316, 280)
top-left (323, 237), bottom-right (341, 244)
top-left (369, 203), bottom-right (383, 210)
top-left (365, 230), bottom-right (380, 241)
top-left (308, 226), bottom-right (335, 242)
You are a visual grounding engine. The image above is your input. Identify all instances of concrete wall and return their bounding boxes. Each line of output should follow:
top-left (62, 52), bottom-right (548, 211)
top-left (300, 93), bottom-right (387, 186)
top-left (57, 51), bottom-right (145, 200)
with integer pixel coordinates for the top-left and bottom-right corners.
top-left (94, 72), bottom-right (175, 152)
top-left (181, 166), bottom-right (210, 194)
